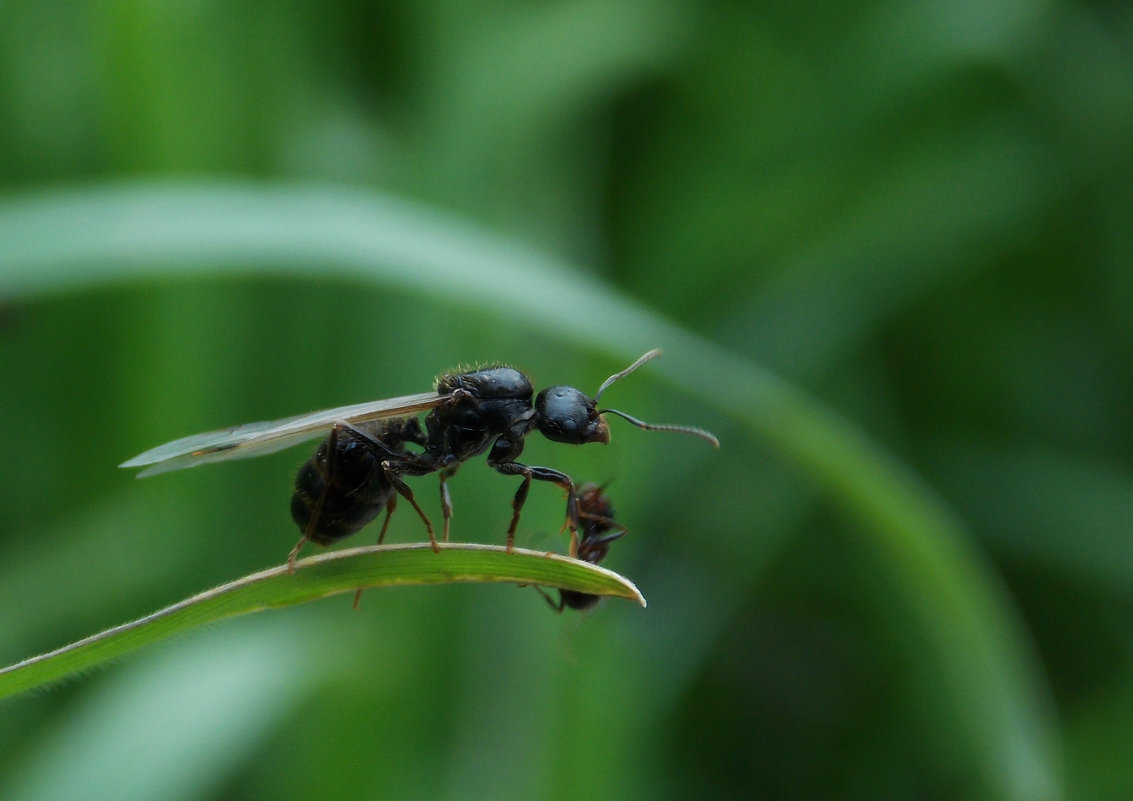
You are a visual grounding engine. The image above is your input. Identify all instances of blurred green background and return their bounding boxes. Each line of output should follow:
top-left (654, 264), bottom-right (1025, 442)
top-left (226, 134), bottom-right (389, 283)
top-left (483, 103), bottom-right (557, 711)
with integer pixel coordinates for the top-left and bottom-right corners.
top-left (2, 0), bottom-right (1132, 799)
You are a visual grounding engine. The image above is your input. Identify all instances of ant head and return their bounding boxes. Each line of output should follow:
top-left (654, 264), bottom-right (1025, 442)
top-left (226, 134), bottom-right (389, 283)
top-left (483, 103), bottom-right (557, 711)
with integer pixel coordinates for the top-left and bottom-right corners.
top-left (534, 385), bottom-right (610, 445)
top-left (534, 350), bottom-right (720, 448)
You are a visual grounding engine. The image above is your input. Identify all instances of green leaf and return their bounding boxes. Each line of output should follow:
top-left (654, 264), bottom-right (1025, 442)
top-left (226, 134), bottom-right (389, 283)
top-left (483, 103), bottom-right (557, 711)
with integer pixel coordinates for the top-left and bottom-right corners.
top-left (0, 543), bottom-right (644, 699)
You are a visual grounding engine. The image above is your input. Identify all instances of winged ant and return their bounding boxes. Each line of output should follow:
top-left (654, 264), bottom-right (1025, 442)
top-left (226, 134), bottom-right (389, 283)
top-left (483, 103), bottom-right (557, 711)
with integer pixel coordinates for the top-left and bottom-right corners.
top-left (120, 349), bottom-right (718, 567)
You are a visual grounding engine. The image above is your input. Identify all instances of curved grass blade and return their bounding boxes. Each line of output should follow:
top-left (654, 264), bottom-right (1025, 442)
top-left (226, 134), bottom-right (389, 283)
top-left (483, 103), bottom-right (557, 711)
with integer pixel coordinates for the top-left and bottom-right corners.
top-left (0, 543), bottom-right (645, 700)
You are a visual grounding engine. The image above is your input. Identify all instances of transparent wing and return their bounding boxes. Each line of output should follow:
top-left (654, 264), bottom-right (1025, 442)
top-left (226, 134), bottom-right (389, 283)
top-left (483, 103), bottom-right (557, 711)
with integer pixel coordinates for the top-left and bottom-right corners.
top-left (120, 391), bottom-right (445, 477)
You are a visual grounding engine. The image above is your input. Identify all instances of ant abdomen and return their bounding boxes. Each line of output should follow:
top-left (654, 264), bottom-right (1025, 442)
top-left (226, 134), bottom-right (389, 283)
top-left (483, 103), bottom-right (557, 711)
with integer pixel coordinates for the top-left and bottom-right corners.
top-left (291, 425), bottom-right (395, 546)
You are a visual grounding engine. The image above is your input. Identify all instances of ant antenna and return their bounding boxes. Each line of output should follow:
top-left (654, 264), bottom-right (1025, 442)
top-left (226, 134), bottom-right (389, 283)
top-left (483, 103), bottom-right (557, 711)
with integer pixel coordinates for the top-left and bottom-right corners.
top-left (599, 408), bottom-right (720, 447)
top-left (594, 349), bottom-right (720, 448)
top-left (594, 349), bottom-right (663, 403)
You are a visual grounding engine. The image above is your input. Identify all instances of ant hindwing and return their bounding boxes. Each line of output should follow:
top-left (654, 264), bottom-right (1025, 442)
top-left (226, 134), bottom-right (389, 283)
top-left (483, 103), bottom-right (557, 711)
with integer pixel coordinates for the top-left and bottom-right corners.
top-left (120, 349), bottom-right (718, 567)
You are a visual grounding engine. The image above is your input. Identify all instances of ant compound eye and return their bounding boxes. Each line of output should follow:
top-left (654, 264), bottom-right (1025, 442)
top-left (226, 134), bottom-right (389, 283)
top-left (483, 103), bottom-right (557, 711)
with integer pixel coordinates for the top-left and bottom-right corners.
top-left (535, 386), bottom-right (610, 445)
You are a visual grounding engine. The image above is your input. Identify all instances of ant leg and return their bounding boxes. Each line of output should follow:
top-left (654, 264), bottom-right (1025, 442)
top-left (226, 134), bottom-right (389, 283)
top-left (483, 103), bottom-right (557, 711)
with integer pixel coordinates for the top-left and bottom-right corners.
top-left (533, 585), bottom-right (566, 613)
top-left (506, 475), bottom-right (532, 553)
top-left (563, 488), bottom-right (579, 558)
top-left (381, 462), bottom-right (440, 552)
top-left (346, 498), bottom-right (396, 611)
top-left (351, 497), bottom-right (396, 610)
top-left (438, 467), bottom-right (457, 543)
top-left (286, 537), bottom-right (307, 572)
top-left (490, 462), bottom-right (578, 556)
top-left (288, 424), bottom-right (343, 572)
top-left (375, 495), bottom-right (397, 546)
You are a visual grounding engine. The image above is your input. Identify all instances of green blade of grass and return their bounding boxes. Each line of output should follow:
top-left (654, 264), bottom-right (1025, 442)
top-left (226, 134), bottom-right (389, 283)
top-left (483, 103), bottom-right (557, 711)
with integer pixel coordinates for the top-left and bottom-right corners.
top-left (0, 543), bottom-right (644, 699)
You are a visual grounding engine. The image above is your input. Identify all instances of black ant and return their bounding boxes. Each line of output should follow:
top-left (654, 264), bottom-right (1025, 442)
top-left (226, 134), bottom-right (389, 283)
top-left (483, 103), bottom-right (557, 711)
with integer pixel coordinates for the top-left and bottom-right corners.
top-left (121, 349), bottom-right (718, 565)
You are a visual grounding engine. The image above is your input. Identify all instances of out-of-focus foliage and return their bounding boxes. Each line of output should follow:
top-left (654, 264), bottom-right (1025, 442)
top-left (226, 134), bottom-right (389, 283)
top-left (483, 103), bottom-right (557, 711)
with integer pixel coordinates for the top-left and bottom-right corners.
top-left (1, 1), bottom-right (1131, 800)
